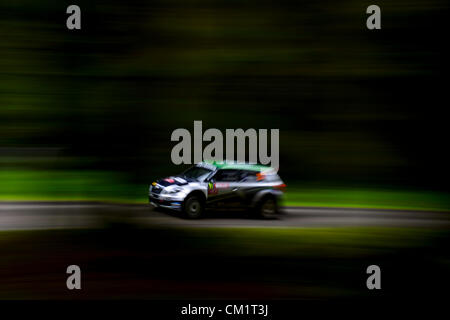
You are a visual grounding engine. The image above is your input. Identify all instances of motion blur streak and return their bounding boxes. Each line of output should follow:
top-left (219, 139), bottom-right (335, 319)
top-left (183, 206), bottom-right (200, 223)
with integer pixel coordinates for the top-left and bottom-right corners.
top-left (0, 0), bottom-right (449, 302)
top-left (1, 0), bottom-right (449, 198)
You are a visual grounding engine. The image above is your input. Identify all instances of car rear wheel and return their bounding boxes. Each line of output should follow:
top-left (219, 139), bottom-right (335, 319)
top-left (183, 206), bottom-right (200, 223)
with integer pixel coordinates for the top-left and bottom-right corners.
top-left (257, 196), bottom-right (279, 219)
top-left (183, 195), bottom-right (204, 219)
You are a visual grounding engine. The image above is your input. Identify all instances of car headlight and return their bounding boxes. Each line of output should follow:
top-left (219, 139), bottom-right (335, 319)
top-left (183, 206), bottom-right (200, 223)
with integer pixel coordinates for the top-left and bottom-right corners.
top-left (164, 187), bottom-right (182, 194)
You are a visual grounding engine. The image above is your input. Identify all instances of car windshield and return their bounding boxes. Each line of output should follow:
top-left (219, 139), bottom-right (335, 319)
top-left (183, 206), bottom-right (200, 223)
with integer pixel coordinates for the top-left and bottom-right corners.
top-left (181, 166), bottom-right (213, 182)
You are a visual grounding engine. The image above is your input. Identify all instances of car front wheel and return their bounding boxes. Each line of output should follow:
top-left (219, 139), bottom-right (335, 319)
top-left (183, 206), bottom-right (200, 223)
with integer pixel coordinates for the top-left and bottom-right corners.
top-left (183, 195), bottom-right (204, 219)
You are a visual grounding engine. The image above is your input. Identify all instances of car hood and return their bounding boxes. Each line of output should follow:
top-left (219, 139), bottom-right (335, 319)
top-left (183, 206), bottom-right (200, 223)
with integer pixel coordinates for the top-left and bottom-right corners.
top-left (156, 176), bottom-right (192, 187)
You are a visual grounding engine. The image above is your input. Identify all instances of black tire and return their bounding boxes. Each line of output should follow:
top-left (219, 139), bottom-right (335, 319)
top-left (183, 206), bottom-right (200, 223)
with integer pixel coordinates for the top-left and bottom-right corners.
top-left (183, 195), bottom-right (204, 219)
top-left (256, 195), bottom-right (279, 219)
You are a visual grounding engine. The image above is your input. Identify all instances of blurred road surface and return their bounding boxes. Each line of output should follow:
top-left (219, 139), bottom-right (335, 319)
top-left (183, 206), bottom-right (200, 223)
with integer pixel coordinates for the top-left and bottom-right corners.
top-left (0, 202), bottom-right (449, 230)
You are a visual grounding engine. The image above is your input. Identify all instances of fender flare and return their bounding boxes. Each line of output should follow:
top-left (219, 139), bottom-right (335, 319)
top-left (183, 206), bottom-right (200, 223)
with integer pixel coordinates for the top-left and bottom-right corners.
top-left (251, 189), bottom-right (279, 208)
top-left (185, 190), bottom-right (207, 203)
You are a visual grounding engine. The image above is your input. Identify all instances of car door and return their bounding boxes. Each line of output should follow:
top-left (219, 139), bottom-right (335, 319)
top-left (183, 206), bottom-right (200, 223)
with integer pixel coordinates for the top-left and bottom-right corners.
top-left (206, 169), bottom-right (241, 205)
top-left (235, 170), bottom-right (261, 204)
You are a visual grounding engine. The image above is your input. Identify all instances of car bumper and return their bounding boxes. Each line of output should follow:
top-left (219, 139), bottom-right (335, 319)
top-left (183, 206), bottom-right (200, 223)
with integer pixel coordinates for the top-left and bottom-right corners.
top-left (149, 194), bottom-right (183, 211)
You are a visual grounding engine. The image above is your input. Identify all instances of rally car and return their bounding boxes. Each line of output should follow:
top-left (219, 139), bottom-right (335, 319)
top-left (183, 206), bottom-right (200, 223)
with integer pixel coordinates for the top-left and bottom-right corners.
top-left (148, 161), bottom-right (286, 219)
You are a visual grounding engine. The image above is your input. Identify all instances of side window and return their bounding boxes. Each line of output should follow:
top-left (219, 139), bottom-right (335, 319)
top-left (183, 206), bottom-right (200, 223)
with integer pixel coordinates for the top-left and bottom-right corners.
top-left (213, 169), bottom-right (240, 182)
top-left (239, 170), bottom-right (257, 182)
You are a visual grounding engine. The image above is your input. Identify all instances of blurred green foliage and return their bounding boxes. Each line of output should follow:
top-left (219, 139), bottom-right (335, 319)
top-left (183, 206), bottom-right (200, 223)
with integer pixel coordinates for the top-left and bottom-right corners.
top-left (1, 169), bottom-right (449, 211)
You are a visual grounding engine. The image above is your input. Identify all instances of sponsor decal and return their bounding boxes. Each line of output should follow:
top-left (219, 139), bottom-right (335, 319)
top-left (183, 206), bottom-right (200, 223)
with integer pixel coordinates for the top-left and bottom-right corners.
top-left (208, 182), bottom-right (218, 195)
top-left (216, 183), bottom-right (229, 188)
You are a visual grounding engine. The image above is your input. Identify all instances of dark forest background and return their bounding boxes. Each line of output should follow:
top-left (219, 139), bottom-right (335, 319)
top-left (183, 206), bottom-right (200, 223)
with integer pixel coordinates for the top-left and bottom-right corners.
top-left (0, 0), bottom-right (449, 194)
